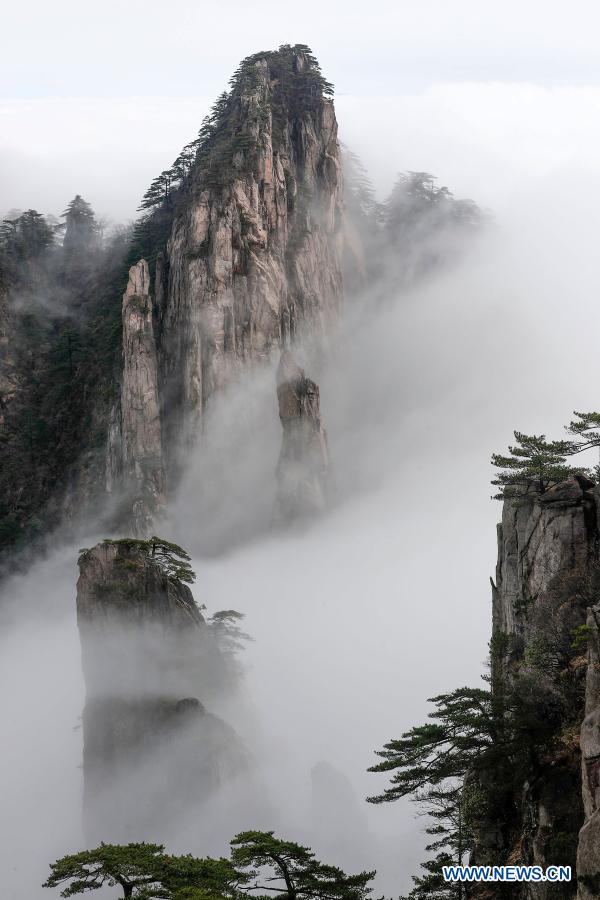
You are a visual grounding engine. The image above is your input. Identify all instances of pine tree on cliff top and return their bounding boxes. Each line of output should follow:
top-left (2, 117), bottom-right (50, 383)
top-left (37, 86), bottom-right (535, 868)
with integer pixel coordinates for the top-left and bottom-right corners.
top-left (491, 430), bottom-right (579, 498)
top-left (98, 536), bottom-right (196, 584)
top-left (566, 411), bottom-right (600, 478)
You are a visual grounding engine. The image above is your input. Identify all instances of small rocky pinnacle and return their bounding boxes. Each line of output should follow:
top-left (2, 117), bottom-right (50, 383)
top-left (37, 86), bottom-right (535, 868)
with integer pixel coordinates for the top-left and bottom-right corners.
top-left (273, 351), bottom-right (330, 524)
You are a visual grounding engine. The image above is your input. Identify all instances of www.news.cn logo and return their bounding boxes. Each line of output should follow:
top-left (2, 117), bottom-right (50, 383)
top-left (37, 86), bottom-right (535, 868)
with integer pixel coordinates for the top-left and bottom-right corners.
top-left (442, 865), bottom-right (572, 883)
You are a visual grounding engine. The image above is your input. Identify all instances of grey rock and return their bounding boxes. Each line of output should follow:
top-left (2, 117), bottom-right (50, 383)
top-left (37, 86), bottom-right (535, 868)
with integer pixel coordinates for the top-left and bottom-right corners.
top-left (274, 351), bottom-right (329, 523)
top-left (486, 478), bottom-right (600, 898)
top-left (116, 260), bottom-right (165, 535)
top-left (77, 540), bottom-right (249, 842)
top-left (159, 49), bottom-right (344, 458)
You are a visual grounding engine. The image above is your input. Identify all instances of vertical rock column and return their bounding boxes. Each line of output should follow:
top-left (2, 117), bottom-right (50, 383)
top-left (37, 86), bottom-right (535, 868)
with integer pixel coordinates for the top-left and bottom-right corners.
top-left (274, 351), bottom-right (329, 524)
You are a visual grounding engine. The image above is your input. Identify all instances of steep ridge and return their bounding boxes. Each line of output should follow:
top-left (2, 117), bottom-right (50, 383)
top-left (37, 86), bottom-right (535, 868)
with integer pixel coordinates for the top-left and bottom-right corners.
top-left (105, 44), bottom-right (344, 533)
top-left (0, 46), bottom-right (344, 556)
top-left (475, 476), bottom-right (600, 898)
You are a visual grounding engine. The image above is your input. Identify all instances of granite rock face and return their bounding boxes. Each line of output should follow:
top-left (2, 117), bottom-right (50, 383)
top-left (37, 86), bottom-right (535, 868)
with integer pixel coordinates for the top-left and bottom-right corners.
top-left (578, 601), bottom-right (600, 899)
top-left (76, 540), bottom-right (247, 841)
top-left (107, 48), bottom-right (344, 533)
top-left (110, 260), bottom-right (165, 535)
top-left (160, 49), bottom-right (343, 453)
top-left (484, 477), bottom-right (599, 898)
top-left (493, 476), bottom-right (597, 671)
top-left (274, 351), bottom-right (329, 523)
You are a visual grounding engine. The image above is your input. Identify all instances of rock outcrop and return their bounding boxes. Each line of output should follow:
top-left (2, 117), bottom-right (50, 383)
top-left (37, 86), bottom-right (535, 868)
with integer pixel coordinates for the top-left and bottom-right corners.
top-left (109, 260), bottom-right (165, 535)
top-left (106, 47), bottom-right (343, 533)
top-left (160, 47), bottom-right (343, 452)
top-left (578, 602), bottom-right (600, 898)
top-left (493, 475), bottom-right (597, 675)
top-left (480, 476), bottom-right (600, 897)
top-left (274, 351), bottom-right (329, 523)
top-left (0, 47), bottom-right (344, 548)
top-left (76, 540), bottom-right (247, 841)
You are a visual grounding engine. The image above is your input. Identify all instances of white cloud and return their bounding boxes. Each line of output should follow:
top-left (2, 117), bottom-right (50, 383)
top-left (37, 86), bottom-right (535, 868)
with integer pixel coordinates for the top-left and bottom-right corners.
top-left (4, 83), bottom-right (600, 220)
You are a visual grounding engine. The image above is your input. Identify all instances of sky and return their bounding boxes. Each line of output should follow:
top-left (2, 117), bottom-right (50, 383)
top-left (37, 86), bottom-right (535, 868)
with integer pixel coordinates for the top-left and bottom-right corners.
top-left (3, 0), bottom-right (600, 219)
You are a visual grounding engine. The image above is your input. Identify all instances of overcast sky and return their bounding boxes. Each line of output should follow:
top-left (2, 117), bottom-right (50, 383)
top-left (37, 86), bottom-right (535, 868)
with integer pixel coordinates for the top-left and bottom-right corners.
top-left (3, 0), bottom-right (600, 217)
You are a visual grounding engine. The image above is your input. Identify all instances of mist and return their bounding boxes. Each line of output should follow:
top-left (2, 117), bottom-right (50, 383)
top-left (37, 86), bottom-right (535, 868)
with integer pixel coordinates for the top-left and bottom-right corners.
top-left (3, 130), bottom-right (600, 898)
top-left (4, 4), bottom-right (600, 891)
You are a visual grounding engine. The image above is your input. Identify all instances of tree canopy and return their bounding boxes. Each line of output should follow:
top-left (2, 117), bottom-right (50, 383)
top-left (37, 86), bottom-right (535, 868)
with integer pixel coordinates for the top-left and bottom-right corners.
top-left (44, 833), bottom-right (374, 900)
top-left (383, 172), bottom-right (483, 240)
top-left (367, 687), bottom-right (499, 899)
top-left (367, 687), bottom-right (499, 804)
top-left (62, 195), bottom-right (98, 255)
top-left (0, 209), bottom-right (55, 271)
top-left (43, 843), bottom-right (243, 899)
top-left (566, 410), bottom-right (600, 466)
top-left (230, 830), bottom-right (374, 900)
top-left (490, 408), bottom-right (600, 498)
top-left (100, 536), bottom-right (196, 584)
top-left (43, 842), bottom-right (168, 898)
top-left (134, 43), bottom-right (334, 261)
top-left (207, 610), bottom-right (252, 657)
top-left (368, 661), bottom-right (579, 899)
top-left (491, 430), bottom-right (579, 498)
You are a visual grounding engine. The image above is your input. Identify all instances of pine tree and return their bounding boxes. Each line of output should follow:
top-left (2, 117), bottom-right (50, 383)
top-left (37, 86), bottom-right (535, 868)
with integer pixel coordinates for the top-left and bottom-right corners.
top-left (43, 843), bottom-right (242, 899)
top-left (367, 687), bottom-right (507, 900)
top-left (367, 687), bottom-right (498, 804)
top-left (491, 431), bottom-right (578, 498)
top-left (566, 411), bottom-right (600, 448)
top-left (99, 536), bottom-right (196, 584)
top-left (44, 834), bottom-right (372, 900)
top-left (207, 610), bottom-right (252, 660)
top-left (566, 411), bottom-right (600, 478)
top-left (0, 209), bottom-right (55, 271)
top-left (342, 147), bottom-right (379, 223)
top-left (230, 831), bottom-right (374, 900)
top-left (43, 843), bottom-right (168, 897)
top-left (62, 195), bottom-right (97, 255)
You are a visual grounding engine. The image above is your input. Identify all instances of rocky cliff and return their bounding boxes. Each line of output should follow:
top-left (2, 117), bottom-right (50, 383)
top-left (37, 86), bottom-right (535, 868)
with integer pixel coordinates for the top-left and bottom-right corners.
top-left (107, 260), bottom-right (165, 535)
top-left (481, 476), bottom-right (600, 897)
top-left (274, 351), bottom-right (329, 523)
top-left (108, 45), bottom-right (343, 532)
top-left (0, 46), bottom-right (343, 554)
top-left (76, 540), bottom-right (248, 841)
top-left (160, 47), bottom-right (343, 438)
top-left (578, 600), bottom-right (600, 899)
